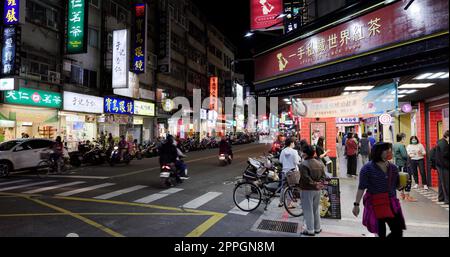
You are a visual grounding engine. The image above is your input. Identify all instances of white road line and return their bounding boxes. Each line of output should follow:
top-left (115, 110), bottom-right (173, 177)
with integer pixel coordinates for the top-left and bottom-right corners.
top-left (0, 179), bottom-right (31, 186)
top-left (0, 180), bottom-right (56, 192)
top-left (182, 192), bottom-right (222, 209)
top-left (56, 183), bottom-right (115, 197)
top-left (22, 181), bottom-right (86, 194)
top-left (134, 188), bottom-right (184, 204)
top-left (93, 185), bottom-right (148, 200)
top-left (228, 199), bottom-right (260, 216)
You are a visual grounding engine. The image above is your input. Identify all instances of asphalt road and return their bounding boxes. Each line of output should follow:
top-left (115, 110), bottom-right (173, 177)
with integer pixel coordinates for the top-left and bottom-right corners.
top-left (0, 142), bottom-right (448, 237)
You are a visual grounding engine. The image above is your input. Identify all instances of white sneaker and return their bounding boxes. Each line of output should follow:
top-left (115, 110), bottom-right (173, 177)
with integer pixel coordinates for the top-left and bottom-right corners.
top-left (424, 185), bottom-right (429, 190)
top-left (413, 184), bottom-right (419, 189)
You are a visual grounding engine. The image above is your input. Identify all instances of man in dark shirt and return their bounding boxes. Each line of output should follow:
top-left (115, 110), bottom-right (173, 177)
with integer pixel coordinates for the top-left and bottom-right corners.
top-left (436, 130), bottom-right (449, 204)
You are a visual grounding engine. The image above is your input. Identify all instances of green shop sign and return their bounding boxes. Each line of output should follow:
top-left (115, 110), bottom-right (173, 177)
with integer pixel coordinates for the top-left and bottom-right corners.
top-left (67, 0), bottom-right (88, 54)
top-left (4, 88), bottom-right (62, 108)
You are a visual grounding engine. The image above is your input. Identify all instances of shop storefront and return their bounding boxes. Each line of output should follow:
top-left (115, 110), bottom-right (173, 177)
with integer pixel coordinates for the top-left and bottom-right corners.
top-left (253, 0), bottom-right (448, 176)
top-left (99, 96), bottom-right (134, 141)
top-left (133, 100), bottom-right (156, 143)
top-left (0, 87), bottom-right (62, 142)
top-left (61, 91), bottom-right (104, 151)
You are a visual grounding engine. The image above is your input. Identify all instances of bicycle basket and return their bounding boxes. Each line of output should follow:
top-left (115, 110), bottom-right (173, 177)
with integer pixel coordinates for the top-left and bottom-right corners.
top-left (40, 152), bottom-right (52, 160)
top-left (286, 170), bottom-right (301, 186)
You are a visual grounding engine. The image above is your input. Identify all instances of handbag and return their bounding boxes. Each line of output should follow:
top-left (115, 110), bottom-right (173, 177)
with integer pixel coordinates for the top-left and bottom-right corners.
top-left (371, 166), bottom-right (395, 219)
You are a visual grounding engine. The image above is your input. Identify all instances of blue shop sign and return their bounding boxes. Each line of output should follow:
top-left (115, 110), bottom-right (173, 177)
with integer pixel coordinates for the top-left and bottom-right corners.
top-left (104, 97), bottom-right (134, 115)
top-left (4, 0), bottom-right (20, 25)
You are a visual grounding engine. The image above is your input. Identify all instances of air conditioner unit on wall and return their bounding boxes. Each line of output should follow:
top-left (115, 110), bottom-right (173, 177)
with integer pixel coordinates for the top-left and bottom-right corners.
top-left (48, 71), bottom-right (61, 84)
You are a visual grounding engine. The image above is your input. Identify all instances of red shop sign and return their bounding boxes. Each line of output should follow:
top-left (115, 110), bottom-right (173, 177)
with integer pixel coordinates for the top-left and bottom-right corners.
top-left (254, 0), bottom-right (449, 82)
top-left (250, 0), bottom-right (284, 31)
top-left (210, 76), bottom-right (219, 111)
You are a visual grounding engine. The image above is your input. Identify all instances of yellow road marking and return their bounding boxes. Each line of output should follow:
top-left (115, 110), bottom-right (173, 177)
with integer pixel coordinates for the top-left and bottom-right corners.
top-left (26, 197), bottom-right (124, 238)
top-left (0, 212), bottom-right (208, 217)
top-left (0, 192), bottom-right (227, 237)
top-left (186, 213), bottom-right (226, 237)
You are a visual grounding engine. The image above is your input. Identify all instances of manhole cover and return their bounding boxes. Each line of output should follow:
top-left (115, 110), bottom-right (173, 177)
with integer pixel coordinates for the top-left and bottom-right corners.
top-left (257, 220), bottom-right (298, 233)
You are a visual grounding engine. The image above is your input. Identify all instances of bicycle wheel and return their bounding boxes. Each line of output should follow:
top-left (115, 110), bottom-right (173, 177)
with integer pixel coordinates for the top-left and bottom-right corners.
top-left (233, 181), bottom-right (261, 212)
top-left (283, 186), bottom-right (303, 217)
top-left (36, 160), bottom-right (52, 178)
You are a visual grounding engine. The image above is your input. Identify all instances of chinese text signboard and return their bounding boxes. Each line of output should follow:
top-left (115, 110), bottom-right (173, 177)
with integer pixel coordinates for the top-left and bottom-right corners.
top-left (63, 91), bottom-right (104, 114)
top-left (132, 3), bottom-right (147, 74)
top-left (336, 117), bottom-right (360, 124)
top-left (293, 83), bottom-right (396, 118)
top-left (112, 29), bottom-right (129, 88)
top-left (209, 77), bottom-right (218, 111)
top-left (3, 0), bottom-right (20, 25)
top-left (4, 88), bottom-right (62, 108)
top-left (104, 97), bottom-right (134, 115)
top-left (254, 0), bottom-right (449, 82)
top-left (321, 178), bottom-right (341, 219)
top-left (134, 100), bottom-right (155, 116)
top-left (67, 0), bottom-right (88, 54)
top-left (1, 26), bottom-right (20, 76)
top-left (250, 0), bottom-right (283, 31)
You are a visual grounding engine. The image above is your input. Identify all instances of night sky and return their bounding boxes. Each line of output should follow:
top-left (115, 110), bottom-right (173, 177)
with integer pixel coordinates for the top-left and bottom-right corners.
top-left (192, 0), bottom-right (257, 81)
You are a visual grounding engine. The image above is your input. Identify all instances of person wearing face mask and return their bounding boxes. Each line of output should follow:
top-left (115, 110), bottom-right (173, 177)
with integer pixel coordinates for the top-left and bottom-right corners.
top-left (407, 136), bottom-right (428, 190)
top-left (352, 142), bottom-right (406, 238)
top-left (394, 133), bottom-right (416, 202)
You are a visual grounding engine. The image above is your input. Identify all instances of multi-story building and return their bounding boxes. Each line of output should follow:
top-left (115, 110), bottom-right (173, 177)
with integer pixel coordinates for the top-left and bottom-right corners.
top-left (0, 0), bottom-right (240, 144)
top-left (156, 0), bottom-right (238, 138)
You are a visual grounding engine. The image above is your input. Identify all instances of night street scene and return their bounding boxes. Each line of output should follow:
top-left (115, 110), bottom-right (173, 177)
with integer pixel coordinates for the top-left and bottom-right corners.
top-left (0, 0), bottom-right (449, 254)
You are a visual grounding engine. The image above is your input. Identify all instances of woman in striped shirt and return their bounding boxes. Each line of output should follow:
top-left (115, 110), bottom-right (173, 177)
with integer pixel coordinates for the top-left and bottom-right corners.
top-left (352, 142), bottom-right (406, 237)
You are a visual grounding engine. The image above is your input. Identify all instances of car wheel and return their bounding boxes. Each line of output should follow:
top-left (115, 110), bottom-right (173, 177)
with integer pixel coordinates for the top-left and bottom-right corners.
top-left (0, 161), bottom-right (12, 178)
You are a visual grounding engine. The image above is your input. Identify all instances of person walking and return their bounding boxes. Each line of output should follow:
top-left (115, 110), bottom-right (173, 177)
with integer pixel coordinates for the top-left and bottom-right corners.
top-left (368, 131), bottom-right (377, 148)
top-left (298, 144), bottom-right (326, 236)
top-left (407, 136), bottom-right (428, 190)
top-left (278, 137), bottom-right (301, 207)
top-left (359, 133), bottom-right (371, 166)
top-left (345, 133), bottom-right (358, 178)
top-left (436, 130), bottom-right (449, 204)
top-left (394, 133), bottom-right (416, 202)
top-left (352, 142), bottom-right (406, 238)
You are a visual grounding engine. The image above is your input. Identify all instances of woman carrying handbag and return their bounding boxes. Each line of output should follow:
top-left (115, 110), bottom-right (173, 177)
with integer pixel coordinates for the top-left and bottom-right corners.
top-left (352, 142), bottom-right (407, 238)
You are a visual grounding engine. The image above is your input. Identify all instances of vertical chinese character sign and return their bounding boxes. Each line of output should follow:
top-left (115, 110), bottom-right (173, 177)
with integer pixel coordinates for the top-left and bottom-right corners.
top-left (132, 3), bottom-right (147, 74)
top-left (209, 77), bottom-right (218, 111)
top-left (67, 0), bottom-right (88, 54)
top-left (3, 0), bottom-right (20, 25)
top-left (1, 26), bottom-right (19, 76)
top-left (112, 29), bottom-right (129, 88)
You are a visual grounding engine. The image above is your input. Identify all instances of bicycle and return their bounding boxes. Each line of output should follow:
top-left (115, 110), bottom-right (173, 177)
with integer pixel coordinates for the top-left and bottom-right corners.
top-left (282, 178), bottom-right (332, 217)
top-left (36, 151), bottom-right (68, 178)
top-left (233, 158), bottom-right (280, 212)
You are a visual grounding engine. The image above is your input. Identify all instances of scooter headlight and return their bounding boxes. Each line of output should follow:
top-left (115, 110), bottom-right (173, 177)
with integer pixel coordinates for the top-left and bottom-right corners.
top-left (114, 146), bottom-right (119, 150)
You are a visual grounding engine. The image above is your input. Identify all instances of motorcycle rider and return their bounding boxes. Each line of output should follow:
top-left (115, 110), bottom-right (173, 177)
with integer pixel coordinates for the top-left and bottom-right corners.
top-left (159, 135), bottom-right (187, 182)
top-left (51, 136), bottom-right (64, 173)
top-left (219, 136), bottom-right (233, 163)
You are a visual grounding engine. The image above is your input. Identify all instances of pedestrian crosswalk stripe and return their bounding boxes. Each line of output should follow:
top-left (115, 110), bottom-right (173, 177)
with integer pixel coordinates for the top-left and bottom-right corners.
top-left (22, 181), bottom-right (86, 194)
top-left (228, 199), bottom-right (259, 216)
top-left (0, 180), bottom-right (56, 192)
top-left (182, 192), bottom-right (222, 209)
top-left (0, 179), bottom-right (31, 186)
top-left (134, 188), bottom-right (183, 204)
top-left (56, 183), bottom-right (115, 197)
top-left (93, 185), bottom-right (148, 200)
